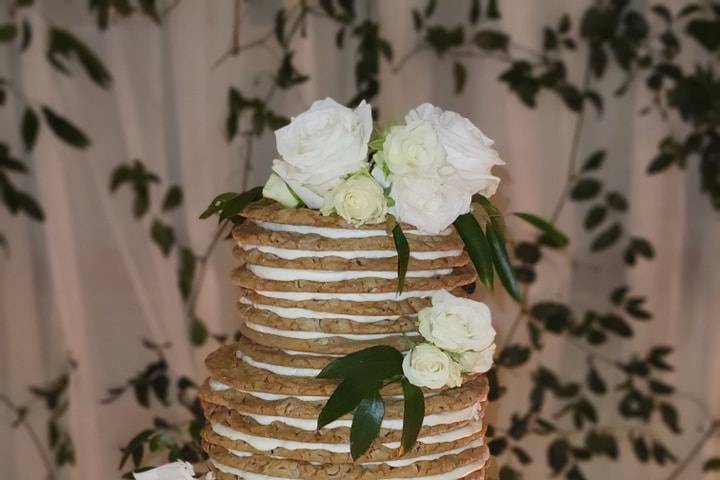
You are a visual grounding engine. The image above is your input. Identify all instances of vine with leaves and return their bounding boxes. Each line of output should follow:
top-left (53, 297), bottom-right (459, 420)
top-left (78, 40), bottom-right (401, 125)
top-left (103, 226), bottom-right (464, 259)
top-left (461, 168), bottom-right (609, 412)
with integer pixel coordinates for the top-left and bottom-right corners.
top-left (3, 0), bottom-right (720, 479)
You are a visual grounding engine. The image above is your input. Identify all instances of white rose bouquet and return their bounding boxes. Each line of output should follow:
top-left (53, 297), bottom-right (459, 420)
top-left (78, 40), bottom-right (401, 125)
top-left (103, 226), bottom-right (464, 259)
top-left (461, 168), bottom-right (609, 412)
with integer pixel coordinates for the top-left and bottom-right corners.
top-left (261, 98), bottom-right (503, 233)
top-left (403, 291), bottom-right (497, 389)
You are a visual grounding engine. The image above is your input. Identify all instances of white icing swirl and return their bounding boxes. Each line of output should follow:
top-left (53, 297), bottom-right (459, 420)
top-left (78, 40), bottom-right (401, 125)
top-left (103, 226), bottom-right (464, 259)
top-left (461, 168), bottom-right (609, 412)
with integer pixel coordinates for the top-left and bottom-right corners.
top-left (242, 244), bottom-right (463, 260)
top-left (245, 321), bottom-right (419, 341)
top-left (255, 221), bottom-right (453, 239)
top-left (248, 264), bottom-right (453, 282)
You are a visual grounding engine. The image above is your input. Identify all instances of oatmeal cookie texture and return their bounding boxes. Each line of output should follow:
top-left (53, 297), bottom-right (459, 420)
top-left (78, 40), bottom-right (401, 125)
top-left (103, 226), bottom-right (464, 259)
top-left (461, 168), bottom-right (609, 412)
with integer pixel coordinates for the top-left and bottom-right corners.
top-left (200, 200), bottom-right (490, 479)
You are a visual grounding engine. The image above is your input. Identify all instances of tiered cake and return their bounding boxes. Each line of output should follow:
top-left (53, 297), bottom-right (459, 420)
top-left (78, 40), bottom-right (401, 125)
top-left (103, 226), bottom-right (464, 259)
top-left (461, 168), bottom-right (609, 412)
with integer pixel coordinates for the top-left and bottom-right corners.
top-left (199, 199), bottom-right (490, 479)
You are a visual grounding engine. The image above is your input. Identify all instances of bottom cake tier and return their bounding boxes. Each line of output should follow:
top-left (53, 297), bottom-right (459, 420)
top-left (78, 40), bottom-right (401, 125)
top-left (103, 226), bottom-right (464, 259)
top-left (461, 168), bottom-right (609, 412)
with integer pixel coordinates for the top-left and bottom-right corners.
top-left (200, 343), bottom-right (490, 480)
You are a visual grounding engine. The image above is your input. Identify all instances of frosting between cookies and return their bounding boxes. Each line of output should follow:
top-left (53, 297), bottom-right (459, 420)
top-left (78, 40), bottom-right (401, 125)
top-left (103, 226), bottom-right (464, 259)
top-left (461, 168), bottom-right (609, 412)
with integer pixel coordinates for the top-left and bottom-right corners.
top-left (211, 421), bottom-right (483, 452)
top-left (245, 321), bottom-right (420, 341)
top-left (255, 221), bottom-right (453, 238)
top-left (236, 352), bottom-right (322, 377)
top-left (239, 297), bottom-right (405, 322)
top-left (248, 264), bottom-right (453, 282)
top-left (257, 289), bottom-right (446, 302)
top-left (241, 244), bottom-right (463, 260)
top-left (211, 457), bottom-right (485, 479)
top-left (238, 402), bottom-right (481, 431)
top-left (210, 379), bottom-right (329, 401)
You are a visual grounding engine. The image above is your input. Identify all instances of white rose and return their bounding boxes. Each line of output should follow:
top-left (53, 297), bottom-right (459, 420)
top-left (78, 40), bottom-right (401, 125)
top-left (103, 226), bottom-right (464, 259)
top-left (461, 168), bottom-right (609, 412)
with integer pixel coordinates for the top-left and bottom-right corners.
top-left (133, 461), bottom-right (196, 480)
top-left (262, 172), bottom-right (301, 208)
top-left (320, 170), bottom-right (387, 225)
top-left (403, 343), bottom-right (463, 389)
top-left (390, 174), bottom-right (471, 234)
top-left (458, 344), bottom-right (496, 374)
top-left (273, 98), bottom-right (373, 208)
top-left (406, 103), bottom-right (503, 197)
top-left (382, 120), bottom-right (446, 176)
top-left (418, 290), bottom-right (495, 353)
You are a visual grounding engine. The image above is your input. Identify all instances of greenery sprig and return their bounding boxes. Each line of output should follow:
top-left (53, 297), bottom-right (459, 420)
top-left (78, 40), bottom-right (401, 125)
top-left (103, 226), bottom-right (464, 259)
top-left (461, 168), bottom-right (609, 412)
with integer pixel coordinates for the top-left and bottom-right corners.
top-left (316, 346), bottom-right (424, 460)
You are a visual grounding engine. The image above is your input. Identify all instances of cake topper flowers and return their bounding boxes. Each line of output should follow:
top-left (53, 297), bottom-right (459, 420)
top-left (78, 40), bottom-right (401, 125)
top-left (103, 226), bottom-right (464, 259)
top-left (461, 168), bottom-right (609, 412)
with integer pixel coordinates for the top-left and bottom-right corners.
top-left (261, 97), bottom-right (521, 301)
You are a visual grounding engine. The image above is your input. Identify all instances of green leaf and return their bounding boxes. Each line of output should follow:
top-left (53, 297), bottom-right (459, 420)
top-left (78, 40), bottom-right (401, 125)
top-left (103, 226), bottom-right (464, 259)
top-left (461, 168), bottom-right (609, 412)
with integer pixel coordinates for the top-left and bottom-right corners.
top-left (486, 222), bottom-right (521, 301)
top-left (41, 106), bottom-right (90, 149)
top-left (350, 390), bottom-right (385, 460)
top-left (21, 108), bottom-right (39, 152)
top-left (499, 465), bottom-right (519, 480)
top-left (118, 429), bottom-right (153, 469)
top-left (514, 212), bottom-right (569, 248)
top-left (150, 219), bottom-right (175, 256)
top-left (586, 367), bottom-right (606, 395)
top-left (199, 187), bottom-right (262, 220)
top-left (570, 178), bottom-right (602, 200)
top-left (389, 218), bottom-right (409, 294)
top-left (400, 378), bottom-right (424, 452)
top-left (647, 153), bottom-right (674, 174)
top-left (318, 346), bottom-right (403, 380)
top-left (703, 457), bottom-right (720, 471)
top-left (659, 402), bottom-right (681, 434)
top-left (582, 150), bottom-right (605, 172)
top-left (0, 23), bottom-right (18, 42)
top-left (318, 378), bottom-right (376, 430)
top-left (47, 27), bottom-right (112, 88)
top-left (498, 344), bottom-right (530, 367)
top-left (606, 192), bottom-right (628, 211)
top-left (189, 318), bottom-right (208, 346)
top-left (454, 212), bottom-right (494, 288)
top-left (599, 314), bottom-right (632, 337)
top-left (162, 185), bottom-right (183, 211)
top-left (452, 61), bottom-right (467, 94)
top-left (177, 247), bottom-right (196, 300)
top-left (591, 223), bottom-right (622, 251)
top-left (547, 438), bottom-right (570, 473)
top-left (584, 205), bottom-right (607, 230)
top-left (474, 29), bottom-right (509, 51)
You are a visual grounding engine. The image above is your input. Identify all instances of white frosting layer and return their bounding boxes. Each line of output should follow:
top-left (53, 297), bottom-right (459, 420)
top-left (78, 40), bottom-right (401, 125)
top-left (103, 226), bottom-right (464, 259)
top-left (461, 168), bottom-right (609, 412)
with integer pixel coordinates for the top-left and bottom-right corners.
top-left (258, 289), bottom-right (445, 302)
top-left (240, 297), bottom-right (403, 323)
top-left (240, 402), bottom-right (480, 431)
top-left (237, 351), bottom-right (322, 377)
top-left (367, 439), bottom-right (485, 467)
top-left (211, 458), bottom-right (485, 480)
top-left (211, 421), bottom-right (483, 454)
top-left (210, 379), bottom-right (328, 401)
top-left (242, 244), bottom-right (463, 260)
top-left (249, 264), bottom-right (452, 282)
top-left (245, 321), bottom-right (419, 341)
top-left (255, 221), bottom-right (452, 239)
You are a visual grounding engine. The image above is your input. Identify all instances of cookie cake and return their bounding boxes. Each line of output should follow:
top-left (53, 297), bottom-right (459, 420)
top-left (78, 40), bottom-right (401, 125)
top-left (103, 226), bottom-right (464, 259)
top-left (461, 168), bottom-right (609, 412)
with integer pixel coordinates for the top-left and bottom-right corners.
top-left (199, 99), bottom-right (514, 479)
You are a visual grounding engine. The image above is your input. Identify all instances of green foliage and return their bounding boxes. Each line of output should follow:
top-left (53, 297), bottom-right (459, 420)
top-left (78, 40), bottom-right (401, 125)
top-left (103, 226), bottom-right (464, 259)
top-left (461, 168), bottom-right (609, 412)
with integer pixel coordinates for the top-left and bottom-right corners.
top-left (47, 27), bottom-right (112, 88)
top-left (387, 215), bottom-right (409, 293)
top-left (454, 212), bottom-right (494, 288)
top-left (316, 346), bottom-right (422, 459)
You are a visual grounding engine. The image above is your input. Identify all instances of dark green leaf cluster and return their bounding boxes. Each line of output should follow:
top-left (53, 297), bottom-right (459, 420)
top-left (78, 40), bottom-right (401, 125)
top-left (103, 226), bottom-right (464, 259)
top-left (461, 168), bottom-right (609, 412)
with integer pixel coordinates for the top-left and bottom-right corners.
top-left (316, 346), bottom-right (424, 460)
top-left (28, 369), bottom-right (76, 467)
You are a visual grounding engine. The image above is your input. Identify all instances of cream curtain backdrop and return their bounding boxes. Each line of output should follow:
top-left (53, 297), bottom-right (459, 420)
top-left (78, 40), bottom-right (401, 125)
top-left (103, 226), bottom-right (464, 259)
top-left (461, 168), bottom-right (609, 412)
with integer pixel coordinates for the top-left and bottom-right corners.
top-left (1, 1), bottom-right (718, 479)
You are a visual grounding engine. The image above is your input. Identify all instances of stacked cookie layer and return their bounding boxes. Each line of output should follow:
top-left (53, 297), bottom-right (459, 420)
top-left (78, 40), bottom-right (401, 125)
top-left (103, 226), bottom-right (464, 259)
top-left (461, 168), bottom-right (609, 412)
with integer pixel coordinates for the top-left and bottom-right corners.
top-left (200, 199), bottom-right (490, 479)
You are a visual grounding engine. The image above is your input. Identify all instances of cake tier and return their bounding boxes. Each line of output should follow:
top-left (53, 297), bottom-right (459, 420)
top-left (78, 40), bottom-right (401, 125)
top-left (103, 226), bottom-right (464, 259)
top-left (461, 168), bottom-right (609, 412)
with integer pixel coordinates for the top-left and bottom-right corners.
top-left (202, 200), bottom-right (487, 479)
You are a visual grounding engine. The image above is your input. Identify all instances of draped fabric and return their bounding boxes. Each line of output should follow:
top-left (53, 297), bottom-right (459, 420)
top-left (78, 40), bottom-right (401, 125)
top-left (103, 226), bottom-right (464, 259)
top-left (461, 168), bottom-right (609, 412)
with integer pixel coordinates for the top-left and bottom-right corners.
top-left (1, 1), bottom-right (718, 479)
